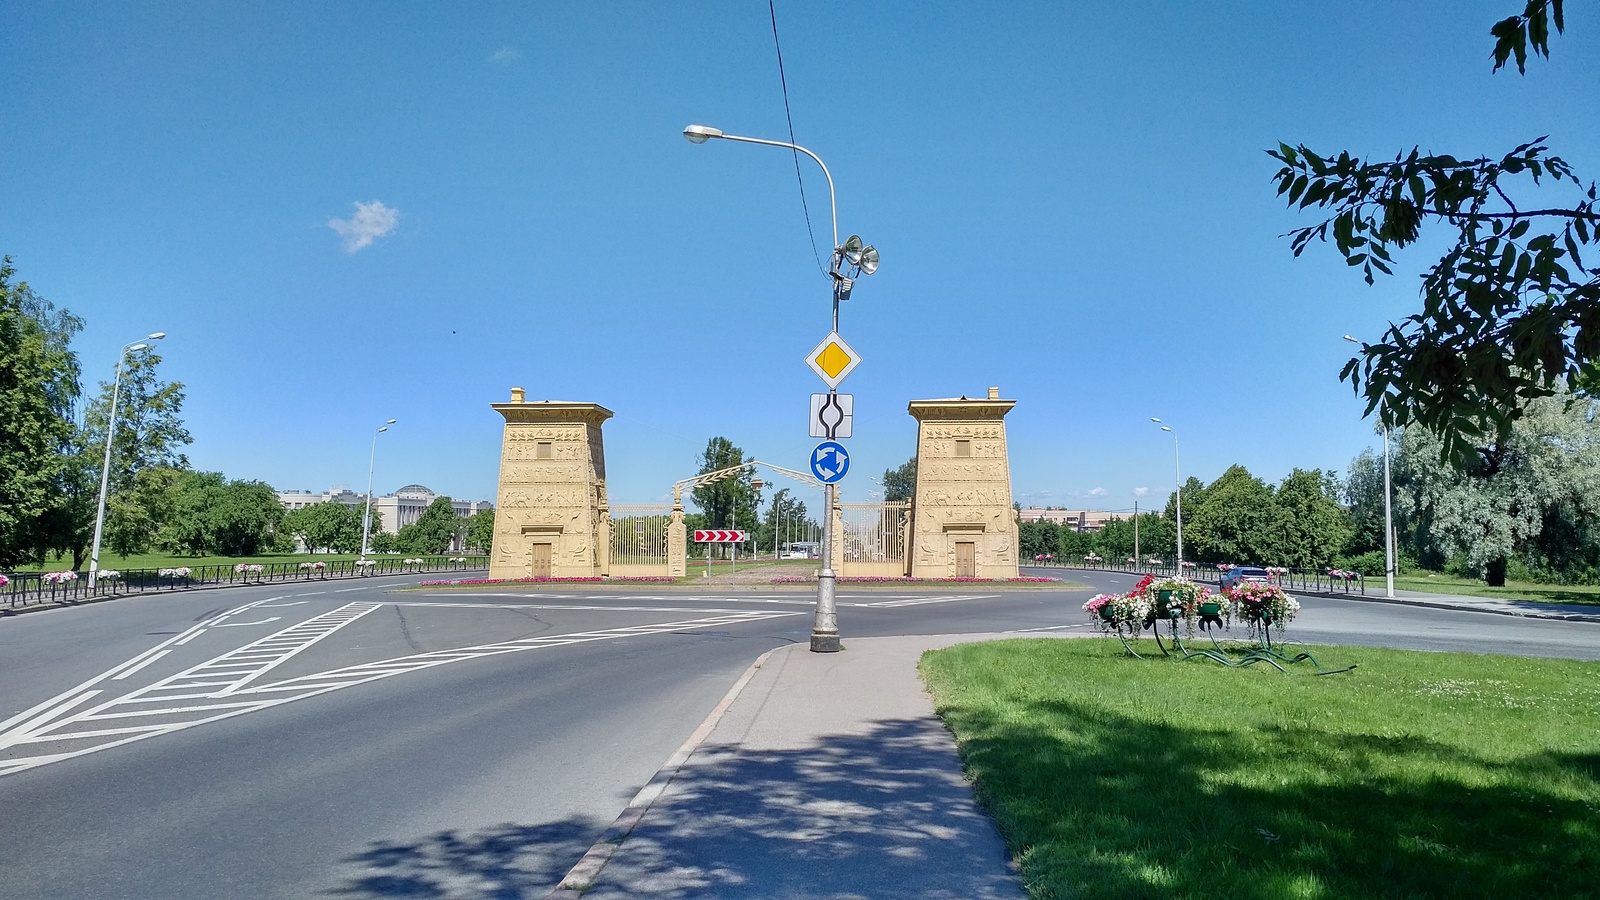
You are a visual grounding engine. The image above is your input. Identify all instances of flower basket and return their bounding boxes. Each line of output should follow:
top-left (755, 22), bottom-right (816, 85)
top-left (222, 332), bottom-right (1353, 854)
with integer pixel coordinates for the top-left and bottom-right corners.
top-left (1227, 581), bottom-right (1299, 629)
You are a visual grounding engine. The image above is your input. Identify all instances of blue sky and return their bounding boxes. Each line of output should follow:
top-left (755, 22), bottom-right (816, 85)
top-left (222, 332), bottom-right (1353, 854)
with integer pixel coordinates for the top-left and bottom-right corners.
top-left (3, 2), bottom-right (1595, 512)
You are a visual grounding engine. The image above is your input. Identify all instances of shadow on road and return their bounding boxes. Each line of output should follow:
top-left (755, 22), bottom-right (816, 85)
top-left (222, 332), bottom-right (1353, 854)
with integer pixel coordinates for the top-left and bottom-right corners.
top-left (326, 817), bottom-right (605, 899)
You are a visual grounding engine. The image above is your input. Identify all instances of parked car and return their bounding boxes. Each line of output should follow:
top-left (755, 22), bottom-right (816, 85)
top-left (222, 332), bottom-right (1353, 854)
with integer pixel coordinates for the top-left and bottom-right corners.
top-left (1219, 566), bottom-right (1270, 591)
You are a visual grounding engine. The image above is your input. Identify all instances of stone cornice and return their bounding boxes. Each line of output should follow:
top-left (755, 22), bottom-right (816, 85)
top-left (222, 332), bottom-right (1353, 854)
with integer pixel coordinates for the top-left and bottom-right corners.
top-left (907, 398), bottom-right (1016, 420)
top-left (492, 401), bottom-right (615, 426)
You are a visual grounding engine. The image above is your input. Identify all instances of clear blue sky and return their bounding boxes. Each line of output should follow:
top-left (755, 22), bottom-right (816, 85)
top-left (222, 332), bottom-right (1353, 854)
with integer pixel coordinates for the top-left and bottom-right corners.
top-left (3, 2), bottom-right (1595, 512)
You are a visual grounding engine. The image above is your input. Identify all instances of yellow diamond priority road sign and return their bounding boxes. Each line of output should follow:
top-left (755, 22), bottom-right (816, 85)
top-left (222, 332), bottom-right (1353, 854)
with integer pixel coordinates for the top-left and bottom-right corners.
top-left (806, 332), bottom-right (862, 389)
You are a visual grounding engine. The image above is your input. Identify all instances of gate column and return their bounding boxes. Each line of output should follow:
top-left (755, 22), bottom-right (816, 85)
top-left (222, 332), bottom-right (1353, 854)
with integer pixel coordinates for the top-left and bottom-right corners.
top-left (907, 387), bottom-right (1020, 579)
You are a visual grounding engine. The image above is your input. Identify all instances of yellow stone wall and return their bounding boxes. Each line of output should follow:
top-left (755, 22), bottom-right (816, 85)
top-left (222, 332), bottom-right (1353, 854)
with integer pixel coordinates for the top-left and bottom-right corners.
top-left (488, 390), bottom-right (612, 580)
top-left (907, 388), bottom-right (1020, 579)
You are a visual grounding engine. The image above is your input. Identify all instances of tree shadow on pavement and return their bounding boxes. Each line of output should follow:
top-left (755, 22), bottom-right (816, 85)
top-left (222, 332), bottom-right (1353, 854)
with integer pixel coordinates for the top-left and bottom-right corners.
top-left (578, 717), bottom-right (1023, 899)
top-left (325, 817), bottom-right (606, 899)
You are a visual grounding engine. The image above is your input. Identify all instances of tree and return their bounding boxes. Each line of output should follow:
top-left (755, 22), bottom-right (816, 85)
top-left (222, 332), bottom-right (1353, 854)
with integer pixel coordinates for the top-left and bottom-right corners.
top-left (396, 497), bottom-right (462, 554)
top-left (690, 437), bottom-right (756, 556)
top-left (465, 508), bottom-right (494, 554)
top-left (282, 502), bottom-right (368, 554)
top-left (0, 257), bottom-right (79, 568)
top-left (1393, 384), bottom-right (1600, 585)
top-left (158, 472), bottom-right (284, 556)
top-left (1272, 468), bottom-right (1352, 570)
top-left (1019, 520), bottom-right (1058, 559)
top-left (1272, 1), bottom-right (1596, 462)
top-left (1184, 466), bottom-right (1280, 565)
top-left (1343, 448), bottom-right (1389, 556)
top-left (881, 458), bottom-right (917, 503)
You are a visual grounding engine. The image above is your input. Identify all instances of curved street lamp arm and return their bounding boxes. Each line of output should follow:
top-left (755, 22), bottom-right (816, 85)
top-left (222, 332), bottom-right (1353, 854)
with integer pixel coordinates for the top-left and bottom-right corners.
top-left (706, 133), bottom-right (838, 252)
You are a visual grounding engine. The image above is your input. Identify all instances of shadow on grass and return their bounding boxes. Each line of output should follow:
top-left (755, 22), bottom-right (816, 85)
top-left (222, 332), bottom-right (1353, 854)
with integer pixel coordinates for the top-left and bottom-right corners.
top-left (580, 718), bottom-right (1022, 899)
top-left (940, 694), bottom-right (1600, 898)
top-left (326, 817), bottom-right (605, 899)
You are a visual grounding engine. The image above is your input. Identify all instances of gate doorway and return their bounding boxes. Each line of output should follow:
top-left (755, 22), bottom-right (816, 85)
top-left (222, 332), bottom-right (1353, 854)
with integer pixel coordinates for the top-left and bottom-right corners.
top-left (955, 541), bottom-right (975, 578)
top-left (531, 543), bottom-right (552, 578)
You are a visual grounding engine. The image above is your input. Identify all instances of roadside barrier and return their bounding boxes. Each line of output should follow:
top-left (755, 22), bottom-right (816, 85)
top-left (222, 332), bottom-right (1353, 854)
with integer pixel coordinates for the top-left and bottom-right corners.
top-left (1, 556), bottom-right (488, 612)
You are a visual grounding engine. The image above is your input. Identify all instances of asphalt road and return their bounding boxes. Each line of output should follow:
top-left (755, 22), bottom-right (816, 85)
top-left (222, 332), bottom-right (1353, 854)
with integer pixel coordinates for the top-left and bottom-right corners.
top-left (1, 570), bottom-right (1594, 898)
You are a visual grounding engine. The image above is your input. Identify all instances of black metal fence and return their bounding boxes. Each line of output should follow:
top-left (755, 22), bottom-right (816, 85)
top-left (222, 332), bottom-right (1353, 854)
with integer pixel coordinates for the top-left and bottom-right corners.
top-left (2, 556), bottom-right (489, 611)
top-left (1027, 559), bottom-right (1368, 595)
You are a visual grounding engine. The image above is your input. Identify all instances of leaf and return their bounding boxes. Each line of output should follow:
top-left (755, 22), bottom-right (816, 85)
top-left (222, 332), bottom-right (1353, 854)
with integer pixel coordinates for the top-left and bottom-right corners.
top-left (1509, 220), bottom-right (1532, 240)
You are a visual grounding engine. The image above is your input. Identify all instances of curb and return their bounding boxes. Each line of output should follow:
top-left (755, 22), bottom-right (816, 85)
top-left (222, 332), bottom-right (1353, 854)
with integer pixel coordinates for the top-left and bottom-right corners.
top-left (546, 643), bottom-right (786, 898)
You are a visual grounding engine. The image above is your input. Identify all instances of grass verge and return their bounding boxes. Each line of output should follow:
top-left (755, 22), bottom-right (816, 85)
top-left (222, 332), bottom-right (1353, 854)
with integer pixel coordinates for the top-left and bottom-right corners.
top-left (1394, 571), bottom-right (1600, 607)
top-left (16, 551), bottom-right (481, 573)
top-left (921, 638), bottom-right (1600, 899)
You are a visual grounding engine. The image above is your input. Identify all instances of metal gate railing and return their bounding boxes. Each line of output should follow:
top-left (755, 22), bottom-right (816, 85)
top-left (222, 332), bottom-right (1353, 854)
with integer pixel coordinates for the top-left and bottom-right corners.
top-left (607, 506), bottom-right (672, 569)
top-left (841, 501), bottom-right (909, 575)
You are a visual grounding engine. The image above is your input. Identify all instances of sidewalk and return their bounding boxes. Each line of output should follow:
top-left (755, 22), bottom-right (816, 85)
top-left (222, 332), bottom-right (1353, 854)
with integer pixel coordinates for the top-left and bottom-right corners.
top-left (552, 634), bottom-right (1031, 899)
top-left (1324, 586), bottom-right (1600, 623)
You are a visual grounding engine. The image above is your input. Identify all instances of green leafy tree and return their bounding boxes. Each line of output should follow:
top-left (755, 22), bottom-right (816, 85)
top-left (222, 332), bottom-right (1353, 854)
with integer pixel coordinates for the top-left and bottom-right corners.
top-left (1273, 469), bottom-right (1352, 570)
top-left (1271, 1), bottom-right (1596, 462)
top-left (0, 257), bottom-right (79, 568)
top-left (1184, 466), bottom-right (1280, 565)
top-left (881, 458), bottom-right (917, 503)
top-left (396, 496), bottom-right (462, 554)
top-left (690, 437), bottom-right (756, 556)
top-left (1343, 447), bottom-right (1390, 556)
top-left (282, 501), bottom-right (369, 554)
top-left (158, 472), bottom-right (284, 556)
top-left (1393, 384), bottom-right (1600, 585)
top-left (1019, 520), bottom-right (1058, 560)
top-left (465, 508), bottom-right (494, 554)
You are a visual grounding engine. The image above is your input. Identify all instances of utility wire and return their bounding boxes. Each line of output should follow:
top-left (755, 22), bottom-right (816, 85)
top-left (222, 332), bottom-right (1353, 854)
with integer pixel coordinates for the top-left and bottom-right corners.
top-left (768, 0), bottom-right (827, 277)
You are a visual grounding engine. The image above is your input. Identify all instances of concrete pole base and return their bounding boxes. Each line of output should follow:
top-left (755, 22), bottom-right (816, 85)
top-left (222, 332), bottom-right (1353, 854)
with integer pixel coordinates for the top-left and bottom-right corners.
top-left (809, 633), bottom-right (841, 653)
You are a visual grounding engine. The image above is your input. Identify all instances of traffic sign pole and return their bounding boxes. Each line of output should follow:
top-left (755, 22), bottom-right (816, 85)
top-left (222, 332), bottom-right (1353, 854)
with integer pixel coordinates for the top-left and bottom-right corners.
top-left (811, 480), bottom-right (840, 652)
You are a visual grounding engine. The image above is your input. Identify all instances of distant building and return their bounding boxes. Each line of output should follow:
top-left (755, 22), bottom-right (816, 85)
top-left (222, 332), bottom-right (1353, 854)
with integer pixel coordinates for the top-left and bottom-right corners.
top-left (1016, 507), bottom-right (1129, 532)
top-left (276, 484), bottom-right (492, 535)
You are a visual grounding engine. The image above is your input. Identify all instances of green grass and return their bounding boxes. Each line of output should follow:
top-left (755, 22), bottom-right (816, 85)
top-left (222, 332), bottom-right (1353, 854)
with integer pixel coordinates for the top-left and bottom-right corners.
top-left (921, 638), bottom-right (1600, 899)
top-left (1394, 571), bottom-right (1600, 607)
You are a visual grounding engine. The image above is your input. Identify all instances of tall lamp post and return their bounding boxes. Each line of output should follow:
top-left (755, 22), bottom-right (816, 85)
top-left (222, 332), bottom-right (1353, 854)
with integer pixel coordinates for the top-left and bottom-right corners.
top-left (1150, 418), bottom-right (1183, 573)
top-left (360, 419), bottom-right (398, 562)
top-left (1345, 335), bottom-right (1396, 598)
top-left (88, 332), bottom-right (165, 590)
top-left (684, 123), bottom-right (877, 653)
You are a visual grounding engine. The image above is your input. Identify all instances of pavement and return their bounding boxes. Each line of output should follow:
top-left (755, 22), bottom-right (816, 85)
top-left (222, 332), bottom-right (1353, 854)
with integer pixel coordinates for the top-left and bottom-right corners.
top-left (551, 633), bottom-right (1035, 899)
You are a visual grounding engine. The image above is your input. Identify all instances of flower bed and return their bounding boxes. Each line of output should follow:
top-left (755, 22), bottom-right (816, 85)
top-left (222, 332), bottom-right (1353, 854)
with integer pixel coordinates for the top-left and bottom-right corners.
top-left (42, 571), bottom-right (78, 585)
top-left (415, 576), bottom-right (677, 586)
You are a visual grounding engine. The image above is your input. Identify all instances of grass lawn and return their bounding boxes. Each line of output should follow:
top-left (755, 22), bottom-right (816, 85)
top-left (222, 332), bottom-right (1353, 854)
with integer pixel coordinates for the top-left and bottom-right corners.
top-left (921, 638), bottom-right (1600, 899)
top-left (1395, 571), bottom-right (1600, 607)
top-left (16, 551), bottom-right (483, 572)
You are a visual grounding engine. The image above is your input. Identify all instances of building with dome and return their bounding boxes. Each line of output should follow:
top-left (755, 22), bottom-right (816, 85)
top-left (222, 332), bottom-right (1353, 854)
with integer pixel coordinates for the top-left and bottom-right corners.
top-left (276, 483), bottom-right (492, 536)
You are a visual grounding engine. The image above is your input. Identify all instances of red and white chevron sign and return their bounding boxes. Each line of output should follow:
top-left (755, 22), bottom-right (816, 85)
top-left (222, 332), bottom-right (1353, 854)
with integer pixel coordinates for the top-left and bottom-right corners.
top-left (693, 530), bottom-right (748, 543)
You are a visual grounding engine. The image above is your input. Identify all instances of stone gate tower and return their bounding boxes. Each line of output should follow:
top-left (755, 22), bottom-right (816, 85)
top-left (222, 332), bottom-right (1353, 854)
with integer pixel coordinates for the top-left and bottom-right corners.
top-left (907, 387), bottom-right (1019, 579)
top-left (488, 389), bottom-right (612, 579)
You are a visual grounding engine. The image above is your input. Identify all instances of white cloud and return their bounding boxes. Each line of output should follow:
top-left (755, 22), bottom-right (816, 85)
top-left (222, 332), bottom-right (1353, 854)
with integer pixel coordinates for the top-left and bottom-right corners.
top-left (328, 201), bottom-right (400, 253)
top-left (1132, 487), bottom-right (1151, 497)
top-left (1088, 487), bottom-right (1107, 498)
top-left (488, 46), bottom-right (520, 65)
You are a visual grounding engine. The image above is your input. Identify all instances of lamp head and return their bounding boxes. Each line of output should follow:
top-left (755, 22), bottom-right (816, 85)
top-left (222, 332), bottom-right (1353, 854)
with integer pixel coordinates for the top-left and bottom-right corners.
top-left (857, 246), bottom-right (879, 275)
top-left (385, 418), bottom-right (397, 425)
top-left (1161, 426), bottom-right (1173, 433)
top-left (683, 124), bottom-right (723, 144)
top-left (1343, 334), bottom-right (1360, 344)
top-left (377, 426), bottom-right (388, 433)
top-left (1150, 417), bottom-right (1162, 424)
top-left (129, 343), bottom-right (149, 353)
top-left (841, 235), bottom-right (864, 265)
top-left (148, 332), bottom-right (166, 341)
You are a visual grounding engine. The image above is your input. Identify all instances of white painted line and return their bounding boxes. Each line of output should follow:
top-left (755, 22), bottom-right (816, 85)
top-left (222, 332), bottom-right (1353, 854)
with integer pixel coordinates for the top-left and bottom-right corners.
top-left (296, 591), bottom-right (326, 596)
top-left (111, 649), bottom-right (172, 681)
top-left (19, 724), bottom-right (174, 743)
top-left (80, 700), bottom-right (265, 720)
top-left (256, 601), bottom-right (308, 608)
top-left (333, 587), bottom-right (367, 593)
top-left (213, 617), bottom-right (283, 628)
top-left (174, 629), bottom-right (207, 645)
top-left (0, 691), bottom-right (103, 741)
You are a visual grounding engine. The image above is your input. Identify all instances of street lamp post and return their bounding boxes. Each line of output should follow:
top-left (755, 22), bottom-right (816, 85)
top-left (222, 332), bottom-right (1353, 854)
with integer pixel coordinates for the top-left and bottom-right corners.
top-left (1345, 335), bottom-right (1396, 598)
top-left (360, 419), bottom-right (398, 563)
top-left (1150, 418), bottom-right (1183, 573)
top-left (88, 332), bottom-right (165, 590)
top-left (685, 123), bottom-right (877, 653)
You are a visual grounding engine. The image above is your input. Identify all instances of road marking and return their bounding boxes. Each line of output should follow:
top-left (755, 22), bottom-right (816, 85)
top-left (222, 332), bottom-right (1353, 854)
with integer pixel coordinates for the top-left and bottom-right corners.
top-left (257, 601), bottom-right (308, 608)
top-left (852, 594), bottom-right (999, 608)
top-left (111, 650), bottom-right (172, 680)
top-left (213, 617), bottom-right (283, 628)
top-left (1002, 623), bottom-right (1094, 633)
top-left (0, 608), bottom-right (800, 779)
top-left (175, 629), bottom-right (206, 645)
top-left (334, 587), bottom-right (367, 593)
